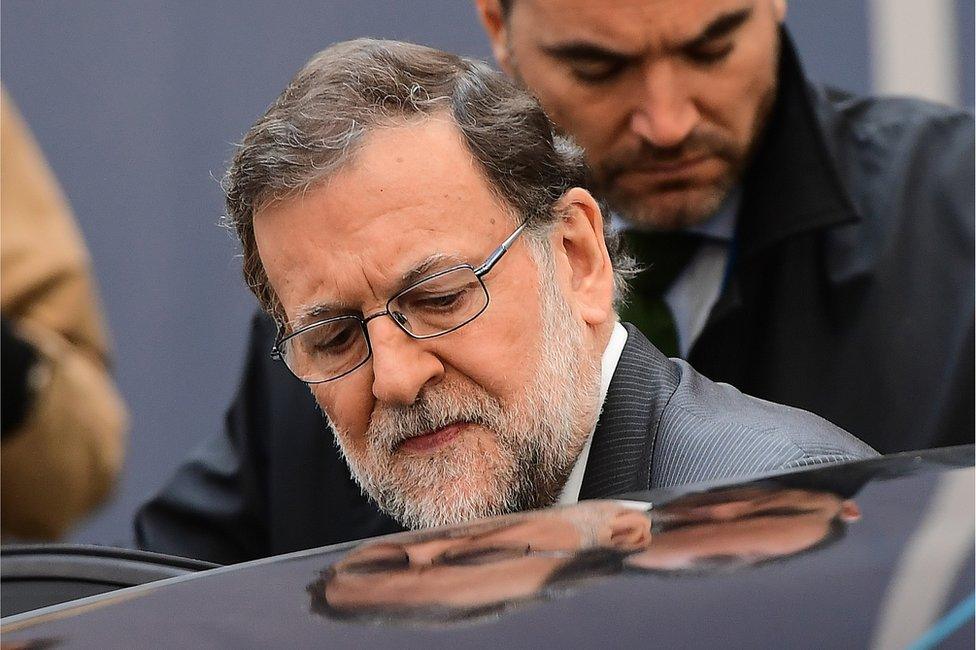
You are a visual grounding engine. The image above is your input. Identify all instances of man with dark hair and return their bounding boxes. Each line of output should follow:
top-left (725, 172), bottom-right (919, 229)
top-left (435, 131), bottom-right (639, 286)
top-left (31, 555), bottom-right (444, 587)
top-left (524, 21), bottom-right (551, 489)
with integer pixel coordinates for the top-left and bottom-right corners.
top-left (136, 39), bottom-right (872, 563)
top-left (474, 0), bottom-right (974, 455)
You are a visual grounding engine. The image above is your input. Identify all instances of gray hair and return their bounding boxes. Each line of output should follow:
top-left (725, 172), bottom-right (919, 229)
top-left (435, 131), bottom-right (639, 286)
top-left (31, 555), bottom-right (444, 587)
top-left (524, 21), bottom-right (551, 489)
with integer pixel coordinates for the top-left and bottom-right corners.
top-left (223, 38), bottom-right (634, 321)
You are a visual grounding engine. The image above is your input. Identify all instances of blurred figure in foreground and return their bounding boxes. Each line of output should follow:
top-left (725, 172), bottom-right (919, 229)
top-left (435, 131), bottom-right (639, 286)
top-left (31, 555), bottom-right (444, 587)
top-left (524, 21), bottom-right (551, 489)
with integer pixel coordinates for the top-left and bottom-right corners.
top-left (1, 90), bottom-right (127, 540)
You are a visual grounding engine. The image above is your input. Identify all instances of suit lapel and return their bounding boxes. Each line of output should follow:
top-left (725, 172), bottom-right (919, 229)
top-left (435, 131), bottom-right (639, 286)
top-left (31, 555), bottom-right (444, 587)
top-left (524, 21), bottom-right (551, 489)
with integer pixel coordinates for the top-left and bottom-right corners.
top-left (578, 324), bottom-right (680, 499)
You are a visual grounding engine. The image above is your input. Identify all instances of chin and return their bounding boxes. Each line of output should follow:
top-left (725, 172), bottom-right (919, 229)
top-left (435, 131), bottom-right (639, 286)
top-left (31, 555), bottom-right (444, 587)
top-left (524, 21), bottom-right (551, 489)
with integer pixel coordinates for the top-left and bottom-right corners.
top-left (611, 182), bottom-right (732, 231)
top-left (371, 439), bottom-right (523, 529)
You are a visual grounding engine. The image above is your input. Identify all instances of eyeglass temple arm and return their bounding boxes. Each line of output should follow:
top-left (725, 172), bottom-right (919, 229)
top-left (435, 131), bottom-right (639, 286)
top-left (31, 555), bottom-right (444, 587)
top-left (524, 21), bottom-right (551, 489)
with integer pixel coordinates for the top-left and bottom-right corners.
top-left (474, 221), bottom-right (527, 277)
top-left (270, 324), bottom-right (288, 360)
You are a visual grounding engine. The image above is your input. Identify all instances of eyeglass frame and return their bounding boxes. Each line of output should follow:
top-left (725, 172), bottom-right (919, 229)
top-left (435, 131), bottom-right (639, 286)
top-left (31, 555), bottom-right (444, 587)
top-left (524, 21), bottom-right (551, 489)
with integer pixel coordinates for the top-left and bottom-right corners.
top-left (270, 219), bottom-right (529, 384)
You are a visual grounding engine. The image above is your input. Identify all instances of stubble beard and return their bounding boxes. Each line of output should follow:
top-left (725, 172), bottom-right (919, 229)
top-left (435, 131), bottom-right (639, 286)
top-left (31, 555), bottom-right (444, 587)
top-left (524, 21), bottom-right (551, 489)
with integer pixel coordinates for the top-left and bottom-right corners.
top-left (600, 171), bottom-right (734, 231)
top-left (325, 257), bottom-right (603, 530)
top-left (593, 85), bottom-right (777, 231)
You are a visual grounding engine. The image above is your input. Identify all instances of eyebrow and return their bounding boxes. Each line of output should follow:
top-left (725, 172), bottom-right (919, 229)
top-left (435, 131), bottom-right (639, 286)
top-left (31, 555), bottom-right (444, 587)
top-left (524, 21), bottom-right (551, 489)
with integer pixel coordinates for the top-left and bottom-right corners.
top-left (540, 6), bottom-right (754, 61)
top-left (399, 252), bottom-right (462, 287)
top-left (541, 41), bottom-right (637, 63)
top-left (682, 7), bottom-right (753, 50)
top-left (289, 252), bottom-right (464, 329)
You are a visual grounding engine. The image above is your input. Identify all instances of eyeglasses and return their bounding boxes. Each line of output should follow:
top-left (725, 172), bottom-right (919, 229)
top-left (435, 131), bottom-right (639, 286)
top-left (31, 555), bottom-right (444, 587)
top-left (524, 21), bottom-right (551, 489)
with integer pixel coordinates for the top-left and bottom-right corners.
top-left (271, 220), bottom-right (528, 384)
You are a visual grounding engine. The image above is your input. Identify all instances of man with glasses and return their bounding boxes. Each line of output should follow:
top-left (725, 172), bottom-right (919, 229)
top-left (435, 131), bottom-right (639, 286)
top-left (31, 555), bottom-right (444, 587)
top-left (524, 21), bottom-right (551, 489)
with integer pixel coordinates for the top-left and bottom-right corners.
top-left (136, 39), bottom-right (873, 564)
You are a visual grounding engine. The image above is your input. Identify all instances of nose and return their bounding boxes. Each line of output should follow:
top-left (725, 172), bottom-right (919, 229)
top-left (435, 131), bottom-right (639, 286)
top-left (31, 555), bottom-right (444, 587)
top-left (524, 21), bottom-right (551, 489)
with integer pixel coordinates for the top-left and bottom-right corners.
top-left (630, 61), bottom-right (700, 149)
top-left (403, 539), bottom-right (455, 566)
top-left (367, 315), bottom-right (444, 406)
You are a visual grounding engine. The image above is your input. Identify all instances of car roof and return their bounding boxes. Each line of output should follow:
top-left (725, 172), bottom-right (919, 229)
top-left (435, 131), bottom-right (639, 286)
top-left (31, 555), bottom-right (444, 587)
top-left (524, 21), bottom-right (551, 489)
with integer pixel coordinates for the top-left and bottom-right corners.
top-left (3, 446), bottom-right (973, 648)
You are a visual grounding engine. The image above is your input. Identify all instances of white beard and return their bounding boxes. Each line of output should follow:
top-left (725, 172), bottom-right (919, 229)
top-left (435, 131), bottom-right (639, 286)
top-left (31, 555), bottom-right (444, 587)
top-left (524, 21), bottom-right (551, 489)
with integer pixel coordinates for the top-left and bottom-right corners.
top-left (324, 258), bottom-right (603, 529)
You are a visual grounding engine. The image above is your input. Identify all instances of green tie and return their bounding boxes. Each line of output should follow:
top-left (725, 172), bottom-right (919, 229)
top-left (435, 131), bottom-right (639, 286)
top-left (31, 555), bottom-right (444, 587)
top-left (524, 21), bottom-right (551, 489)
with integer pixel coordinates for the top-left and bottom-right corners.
top-left (618, 230), bottom-right (702, 358)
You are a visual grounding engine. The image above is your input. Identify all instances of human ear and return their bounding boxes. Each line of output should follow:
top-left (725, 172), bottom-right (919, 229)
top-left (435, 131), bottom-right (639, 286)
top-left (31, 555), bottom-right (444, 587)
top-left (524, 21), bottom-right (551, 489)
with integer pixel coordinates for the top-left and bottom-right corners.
top-left (549, 187), bottom-right (615, 327)
top-left (773, 0), bottom-right (787, 22)
top-left (474, 0), bottom-right (514, 75)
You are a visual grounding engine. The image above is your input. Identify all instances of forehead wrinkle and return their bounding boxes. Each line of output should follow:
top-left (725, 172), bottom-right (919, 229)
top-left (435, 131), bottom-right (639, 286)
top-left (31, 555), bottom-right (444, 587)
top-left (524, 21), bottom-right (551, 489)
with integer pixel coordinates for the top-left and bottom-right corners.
top-left (401, 252), bottom-right (465, 286)
top-left (289, 248), bottom-right (468, 329)
top-left (290, 299), bottom-right (353, 328)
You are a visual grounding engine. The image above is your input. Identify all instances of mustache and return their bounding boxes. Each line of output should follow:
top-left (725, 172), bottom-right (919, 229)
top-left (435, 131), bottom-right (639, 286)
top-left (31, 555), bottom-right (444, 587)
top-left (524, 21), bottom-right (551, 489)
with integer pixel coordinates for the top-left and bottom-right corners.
top-left (597, 129), bottom-right (740, 182)
top-left (366, 384), bottom-right (504, 455)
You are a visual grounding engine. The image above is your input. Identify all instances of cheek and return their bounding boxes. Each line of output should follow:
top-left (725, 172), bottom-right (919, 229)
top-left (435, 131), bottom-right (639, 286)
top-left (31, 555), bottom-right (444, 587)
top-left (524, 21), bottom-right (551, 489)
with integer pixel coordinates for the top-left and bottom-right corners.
top-left (515, 61), bottom-right (624, 158)
top-left (696, 42), bottom-right (778, 137)
top-left (312, 377), bottom-right (374, 451)
top-left (552, 89), bottom-right (629, 161)
top-left (552, 95), bottom-right (629, 163)
top-left (442, 274), bottom-right (546, 398)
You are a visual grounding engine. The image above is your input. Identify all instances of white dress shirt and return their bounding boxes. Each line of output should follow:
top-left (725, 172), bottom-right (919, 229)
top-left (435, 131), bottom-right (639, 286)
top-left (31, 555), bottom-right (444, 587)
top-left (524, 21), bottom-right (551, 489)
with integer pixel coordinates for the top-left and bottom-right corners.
top-left (557, 321), bottom-right (629, 504)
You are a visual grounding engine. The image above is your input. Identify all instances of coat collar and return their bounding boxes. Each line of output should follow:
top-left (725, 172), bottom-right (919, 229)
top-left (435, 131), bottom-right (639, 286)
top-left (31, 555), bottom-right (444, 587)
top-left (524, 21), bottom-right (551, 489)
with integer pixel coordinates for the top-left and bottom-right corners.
top-left (578, 324), bottom-right (680, 499)
top-left (735, 29), bottom-right (860, 260)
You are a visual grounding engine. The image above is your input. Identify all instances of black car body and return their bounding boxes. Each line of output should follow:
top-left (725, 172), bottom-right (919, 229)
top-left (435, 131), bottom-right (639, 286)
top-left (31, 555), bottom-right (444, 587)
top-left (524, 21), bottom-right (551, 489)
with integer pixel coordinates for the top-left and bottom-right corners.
top-left (3, 446), bottom-right (973, 649)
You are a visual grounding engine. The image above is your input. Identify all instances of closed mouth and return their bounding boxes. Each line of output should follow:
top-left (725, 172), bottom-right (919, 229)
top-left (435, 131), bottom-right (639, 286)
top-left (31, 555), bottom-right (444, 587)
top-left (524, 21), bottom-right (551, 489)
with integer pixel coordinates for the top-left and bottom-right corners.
top-left (625, 155), bottom-right (711, 175)
top-left (396, 422), bottom-right (467, 454)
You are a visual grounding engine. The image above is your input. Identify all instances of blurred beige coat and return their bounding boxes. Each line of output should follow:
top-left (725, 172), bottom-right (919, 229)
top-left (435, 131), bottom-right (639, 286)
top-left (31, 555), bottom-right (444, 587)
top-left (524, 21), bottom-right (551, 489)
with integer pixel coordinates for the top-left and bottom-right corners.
top-left (1, 92), bottom-right (127, 539)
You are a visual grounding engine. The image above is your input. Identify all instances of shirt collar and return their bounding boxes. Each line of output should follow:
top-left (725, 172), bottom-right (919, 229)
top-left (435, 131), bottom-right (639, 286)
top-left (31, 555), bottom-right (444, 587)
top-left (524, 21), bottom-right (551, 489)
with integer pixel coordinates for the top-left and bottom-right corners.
top-left (557, 321), bottom-right (629, 504)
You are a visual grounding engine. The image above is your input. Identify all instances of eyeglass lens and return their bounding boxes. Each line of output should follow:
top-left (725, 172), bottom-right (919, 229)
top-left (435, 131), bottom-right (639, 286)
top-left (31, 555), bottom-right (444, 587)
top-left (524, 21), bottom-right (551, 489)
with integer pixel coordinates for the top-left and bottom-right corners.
top-left (389, 267), bottom-right (487, 337)
top-left (280, 266), bottom-right (488, 382)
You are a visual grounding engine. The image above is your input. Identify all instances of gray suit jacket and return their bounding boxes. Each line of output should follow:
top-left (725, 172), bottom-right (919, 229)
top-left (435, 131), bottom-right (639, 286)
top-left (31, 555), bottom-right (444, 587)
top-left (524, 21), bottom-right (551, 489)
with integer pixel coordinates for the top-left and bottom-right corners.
top-left (579, 324), bottom-right (877, 498)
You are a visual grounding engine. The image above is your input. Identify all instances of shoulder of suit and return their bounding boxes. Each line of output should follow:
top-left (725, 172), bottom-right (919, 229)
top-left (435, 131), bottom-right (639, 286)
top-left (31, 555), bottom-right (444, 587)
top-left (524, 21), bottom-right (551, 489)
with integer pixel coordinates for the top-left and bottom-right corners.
top-left (661, 358), bottom-right (875, 461)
